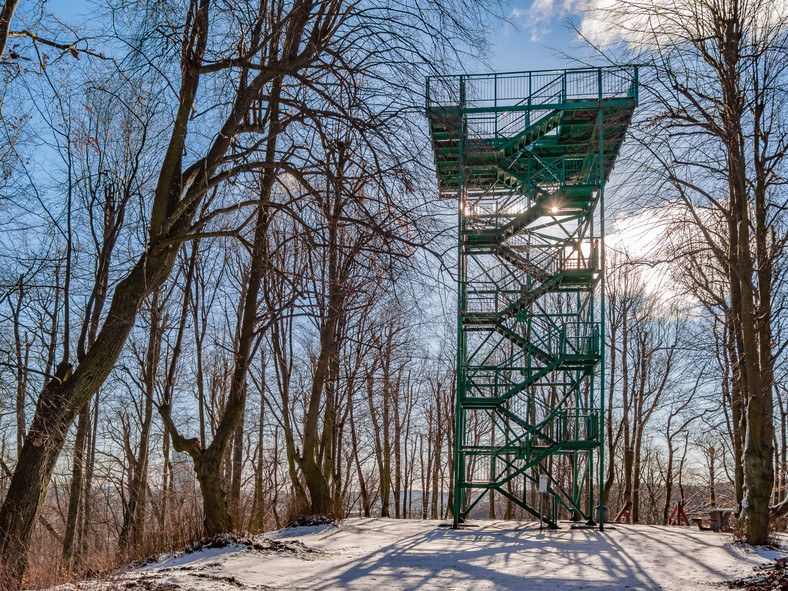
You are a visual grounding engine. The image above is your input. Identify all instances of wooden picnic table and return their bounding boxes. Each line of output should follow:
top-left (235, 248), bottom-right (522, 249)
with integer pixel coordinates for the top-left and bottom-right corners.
top-left (708, 508), bottom-right (733, 532)
top-left (690, 508), bottom-right (734, 532)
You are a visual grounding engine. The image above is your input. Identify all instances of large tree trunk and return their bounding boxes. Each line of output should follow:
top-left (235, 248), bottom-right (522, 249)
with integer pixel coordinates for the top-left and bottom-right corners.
top-left (118, 292), bottom-right (162, 554)
top-left (0, 0), bottom-right (20, 60)
top-left (61, 403), bottom-right (89, 570)
top-left (298, 295), bottom-right (338, 514)
top-left (368, 371), bottom-right (388, 517)
top-left (381, 348), bottom-right (392, 518)
top-left (724, 310), bottom-right (745, 512)
top-left (0, 248), bottom-right (178, 587)
top-left (162, 198), bottom-right (273, 535)
top-left (249, 351), bottom-right (266, 532)
top-left (350, 405), bottom-right (371, 517)
top-left (603, 320), bottom-right (617, 507)
top-left (160, 83), bottom-right (280, 532)
top-left (663, 445), bottom-right (674, 525)
top-left (301, 460), bottom-right (332, 516)
top-left (11, 281), bottom-right (29, 458)
top-left (728, 119), bottom-right (772, 544)
top-left (393, 375), bottom-right (401, 519)
top-left (748, 102), bottom-right (777, 538)
top-left (294, 147), bottom-right (359, 517)
top-left (0, 2), bottom-right (215, 582)
top-left (229, 416), bottom-right (244, 527)
top-left (195, 454), bottom-right (232, 535)
top-left (77, 396), bottom-right (99, 566)
top-left (446, 380), bottom-right (456, 520)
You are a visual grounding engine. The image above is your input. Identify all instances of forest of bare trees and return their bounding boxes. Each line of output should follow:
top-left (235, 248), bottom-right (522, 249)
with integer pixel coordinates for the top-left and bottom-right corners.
top-left (0, 0), bottom-right (786, 588)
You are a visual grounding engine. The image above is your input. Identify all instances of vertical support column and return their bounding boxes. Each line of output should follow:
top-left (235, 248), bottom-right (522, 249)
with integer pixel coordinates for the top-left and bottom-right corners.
top-left (453, 76), bottom-right (467, 528)
top-left (494, 73), bottom-right (499, 140)
top-left (597, 67), bottom-right (607, 532)
top-left (587, 440), bottom-right (595, 525)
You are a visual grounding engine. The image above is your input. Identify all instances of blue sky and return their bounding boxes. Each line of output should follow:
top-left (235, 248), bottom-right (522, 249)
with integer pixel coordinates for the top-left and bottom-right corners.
top-left (47, 0), bottom-right (584, 74)
top-left (488, 8), bottom-right (582, 73)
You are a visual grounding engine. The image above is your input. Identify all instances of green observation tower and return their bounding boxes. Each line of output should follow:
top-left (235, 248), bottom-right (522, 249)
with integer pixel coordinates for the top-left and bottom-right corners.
top-left (426, 67), bottom-right (638, 529)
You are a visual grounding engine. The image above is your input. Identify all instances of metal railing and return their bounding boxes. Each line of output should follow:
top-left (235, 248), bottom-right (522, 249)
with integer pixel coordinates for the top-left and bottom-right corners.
top-left (559, 321), bottom-right (601, 356)
top-left (561, 240), bottom-right (599, 272)
top-left (544, 410), bottom-right (600, 444)
top-left (428, 67), bottom-right (637, 144)
top-left (528, 321), bottom-right (600, 358)
top-left (463, 240), bottom-right (599, 315)
top-left (427, 66), bottom-right (638, 111)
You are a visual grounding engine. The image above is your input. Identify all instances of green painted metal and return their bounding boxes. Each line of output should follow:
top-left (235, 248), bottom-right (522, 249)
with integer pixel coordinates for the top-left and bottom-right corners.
top-left (426, 67), bottom-right (637, 530)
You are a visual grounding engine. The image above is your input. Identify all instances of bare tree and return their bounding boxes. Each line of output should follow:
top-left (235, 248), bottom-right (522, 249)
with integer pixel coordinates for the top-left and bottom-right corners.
top-left (587, 0), bottom-right (788, 543)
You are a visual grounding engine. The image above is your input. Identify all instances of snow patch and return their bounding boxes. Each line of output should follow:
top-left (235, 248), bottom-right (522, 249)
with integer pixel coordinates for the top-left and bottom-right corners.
top-left (45, 519), bottom-right (788, 590)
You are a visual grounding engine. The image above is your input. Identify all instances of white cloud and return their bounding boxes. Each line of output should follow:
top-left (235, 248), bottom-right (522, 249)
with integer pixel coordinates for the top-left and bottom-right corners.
top-left (606, 205), bottom-right (676, 301)
top-left (605, 203), bottom-right (710, 315)
top-left (510, 0), bottom-right (585, 41)
top-left (579, 0), bottom-right (788, 51)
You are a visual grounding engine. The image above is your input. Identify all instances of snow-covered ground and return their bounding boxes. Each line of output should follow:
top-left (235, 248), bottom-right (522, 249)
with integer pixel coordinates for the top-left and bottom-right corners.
top-left (56, 518), bottom-right (787, 590)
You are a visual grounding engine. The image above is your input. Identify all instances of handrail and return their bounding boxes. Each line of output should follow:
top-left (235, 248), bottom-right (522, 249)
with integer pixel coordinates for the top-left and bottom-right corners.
top-left (426, 66), bottom-right (638, 111)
